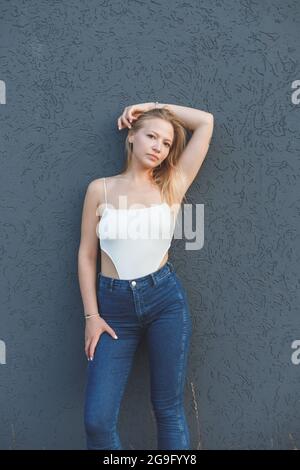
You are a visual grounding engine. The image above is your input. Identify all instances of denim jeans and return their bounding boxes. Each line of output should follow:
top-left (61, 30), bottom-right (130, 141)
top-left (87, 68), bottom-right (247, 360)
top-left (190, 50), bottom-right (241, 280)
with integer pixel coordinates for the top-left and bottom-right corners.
top-left (84, 261), bottom-right (192, 450)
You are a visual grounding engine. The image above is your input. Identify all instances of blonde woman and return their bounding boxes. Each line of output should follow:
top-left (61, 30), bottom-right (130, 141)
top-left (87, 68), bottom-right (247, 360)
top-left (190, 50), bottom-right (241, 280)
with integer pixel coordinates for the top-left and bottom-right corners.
top-left (78, 101), bottom-right (214, 450)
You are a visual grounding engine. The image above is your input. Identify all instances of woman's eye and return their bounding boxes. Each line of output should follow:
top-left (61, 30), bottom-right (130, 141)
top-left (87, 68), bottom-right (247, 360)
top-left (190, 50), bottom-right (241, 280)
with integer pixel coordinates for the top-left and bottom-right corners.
top-left (148, 134), bottom-right (170, 147)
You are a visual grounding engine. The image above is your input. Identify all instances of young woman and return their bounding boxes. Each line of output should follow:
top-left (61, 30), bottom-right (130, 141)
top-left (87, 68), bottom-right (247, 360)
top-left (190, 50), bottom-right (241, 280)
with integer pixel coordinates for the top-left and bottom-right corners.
top-left (78, 101), bottom-right (214, 450)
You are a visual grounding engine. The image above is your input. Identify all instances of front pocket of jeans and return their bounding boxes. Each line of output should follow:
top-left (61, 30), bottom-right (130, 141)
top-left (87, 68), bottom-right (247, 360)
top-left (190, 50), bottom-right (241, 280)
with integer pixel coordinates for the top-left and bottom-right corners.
top-left (97, 283), bottom-right (113, 312)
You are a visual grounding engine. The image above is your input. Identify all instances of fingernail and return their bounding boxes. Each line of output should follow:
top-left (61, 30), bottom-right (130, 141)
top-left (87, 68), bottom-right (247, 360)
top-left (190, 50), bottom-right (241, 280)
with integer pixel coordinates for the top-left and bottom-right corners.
top-left (91, 356), bottom-right (93, 361)
top-left (114, 335), bottom-right (118, 339)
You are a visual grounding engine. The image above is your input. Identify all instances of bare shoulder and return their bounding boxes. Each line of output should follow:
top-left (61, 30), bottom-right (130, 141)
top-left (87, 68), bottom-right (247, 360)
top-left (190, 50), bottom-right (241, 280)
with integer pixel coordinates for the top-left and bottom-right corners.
top-left (93, 174), bottom-right (124, 190)
top-left (89, 175), bottom-right (116, 188)
top-left (88, 175), bottom-right (121, 214)
top-left (85, 178), bottom-right (105, 216)
top-left (87, 178), bottom-right (103, 197)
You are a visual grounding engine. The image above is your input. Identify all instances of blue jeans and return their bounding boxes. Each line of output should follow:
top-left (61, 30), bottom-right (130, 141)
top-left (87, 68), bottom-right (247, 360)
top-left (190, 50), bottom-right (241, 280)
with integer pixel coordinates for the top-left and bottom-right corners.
top-left (84, 261), bottom-right (192, 450)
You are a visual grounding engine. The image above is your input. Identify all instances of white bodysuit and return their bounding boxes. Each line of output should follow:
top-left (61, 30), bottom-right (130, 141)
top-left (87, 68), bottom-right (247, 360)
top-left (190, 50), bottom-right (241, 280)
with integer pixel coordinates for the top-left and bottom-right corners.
top-left (96, 178), bottom-right (177, 280)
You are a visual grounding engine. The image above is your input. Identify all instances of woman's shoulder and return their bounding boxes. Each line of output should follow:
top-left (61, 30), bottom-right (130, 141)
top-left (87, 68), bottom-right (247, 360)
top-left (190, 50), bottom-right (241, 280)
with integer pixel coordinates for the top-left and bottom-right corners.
top-left (91, 175), bottom-right (123, 215)
top-left (92, 174), bottom-right (123, 189)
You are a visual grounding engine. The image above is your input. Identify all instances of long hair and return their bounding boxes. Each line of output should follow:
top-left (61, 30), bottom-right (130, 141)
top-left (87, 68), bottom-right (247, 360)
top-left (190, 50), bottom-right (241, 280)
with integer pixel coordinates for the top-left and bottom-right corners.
top-left (122, 107), bottom-right (188, 210)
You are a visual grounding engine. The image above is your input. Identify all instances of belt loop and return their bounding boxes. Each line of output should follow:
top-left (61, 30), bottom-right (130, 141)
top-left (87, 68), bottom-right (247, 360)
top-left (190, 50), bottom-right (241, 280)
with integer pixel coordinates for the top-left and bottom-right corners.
top-left (150, 273), bottom-right (156, 286)
top-left (109, 278), bottom-right (114, 291)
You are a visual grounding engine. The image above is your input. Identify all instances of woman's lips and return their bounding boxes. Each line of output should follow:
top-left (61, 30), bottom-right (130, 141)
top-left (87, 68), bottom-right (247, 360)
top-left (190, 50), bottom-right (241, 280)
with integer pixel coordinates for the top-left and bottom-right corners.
top-left (148, 154), bottom-right (159, 161)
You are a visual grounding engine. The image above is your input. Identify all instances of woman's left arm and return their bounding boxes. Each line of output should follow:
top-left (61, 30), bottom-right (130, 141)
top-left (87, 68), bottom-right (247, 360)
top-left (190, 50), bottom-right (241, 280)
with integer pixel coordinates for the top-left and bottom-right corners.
top-left (152, 102), bottom-right (214, 193)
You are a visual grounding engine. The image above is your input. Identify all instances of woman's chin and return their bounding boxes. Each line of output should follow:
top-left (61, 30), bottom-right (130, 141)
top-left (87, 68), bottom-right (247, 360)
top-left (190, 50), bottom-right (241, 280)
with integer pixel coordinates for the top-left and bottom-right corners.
top-left (145, 157), bottom-right (159, 166)
top-left (142, 159), bottom-right (156, 168)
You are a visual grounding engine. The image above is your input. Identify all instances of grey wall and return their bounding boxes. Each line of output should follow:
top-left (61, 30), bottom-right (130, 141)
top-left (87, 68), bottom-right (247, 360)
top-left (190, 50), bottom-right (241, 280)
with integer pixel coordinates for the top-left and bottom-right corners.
top-left (0, 0), bottom-right (299, 450)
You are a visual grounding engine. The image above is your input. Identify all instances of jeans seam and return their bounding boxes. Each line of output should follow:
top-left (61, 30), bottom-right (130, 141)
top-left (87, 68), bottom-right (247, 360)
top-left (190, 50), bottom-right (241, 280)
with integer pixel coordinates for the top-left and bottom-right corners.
top-left (176, 308), bottom-right (190, 448)
top-left (171, 275), bottom-right (185, 302)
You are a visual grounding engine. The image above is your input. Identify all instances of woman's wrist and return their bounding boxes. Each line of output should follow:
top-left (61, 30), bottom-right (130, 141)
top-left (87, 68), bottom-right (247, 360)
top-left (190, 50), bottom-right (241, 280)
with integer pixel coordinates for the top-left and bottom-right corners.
top-left (84, 312), bottom-right (101, 320)
top-left (150, 101), bottom-right (167, 111)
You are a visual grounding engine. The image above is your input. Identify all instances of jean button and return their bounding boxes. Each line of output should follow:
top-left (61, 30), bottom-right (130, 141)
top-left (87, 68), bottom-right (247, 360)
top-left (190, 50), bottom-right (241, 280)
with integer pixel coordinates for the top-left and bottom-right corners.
top-left (131, 280), bottom-right (136, 287)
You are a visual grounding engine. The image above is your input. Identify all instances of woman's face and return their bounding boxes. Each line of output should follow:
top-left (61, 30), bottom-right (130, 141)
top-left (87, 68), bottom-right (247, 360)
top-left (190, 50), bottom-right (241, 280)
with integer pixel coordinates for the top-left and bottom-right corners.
top-left (130, 118), bottom-right (174, 168)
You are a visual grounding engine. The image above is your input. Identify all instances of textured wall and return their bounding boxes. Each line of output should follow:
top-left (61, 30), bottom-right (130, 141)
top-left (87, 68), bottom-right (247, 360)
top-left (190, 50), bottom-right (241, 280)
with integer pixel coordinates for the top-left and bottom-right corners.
top-left (0, 0), bottom-right (299, 450)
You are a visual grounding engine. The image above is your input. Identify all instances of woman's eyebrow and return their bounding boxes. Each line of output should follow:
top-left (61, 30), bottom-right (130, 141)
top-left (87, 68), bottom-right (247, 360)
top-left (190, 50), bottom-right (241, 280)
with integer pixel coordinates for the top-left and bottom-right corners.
top-left (150, 130), bottom-right (173, 143)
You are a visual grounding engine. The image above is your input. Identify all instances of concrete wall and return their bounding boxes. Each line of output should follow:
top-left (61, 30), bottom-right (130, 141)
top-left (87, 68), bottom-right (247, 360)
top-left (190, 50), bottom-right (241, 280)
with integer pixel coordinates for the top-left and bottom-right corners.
top-left (0, 0), bottom-right (299, 449)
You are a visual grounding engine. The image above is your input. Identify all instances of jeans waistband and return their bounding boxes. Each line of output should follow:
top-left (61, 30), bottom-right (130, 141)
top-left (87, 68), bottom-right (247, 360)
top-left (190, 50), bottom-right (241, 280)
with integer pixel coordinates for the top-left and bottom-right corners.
top-left (97, 261), bottom-right (175, 291)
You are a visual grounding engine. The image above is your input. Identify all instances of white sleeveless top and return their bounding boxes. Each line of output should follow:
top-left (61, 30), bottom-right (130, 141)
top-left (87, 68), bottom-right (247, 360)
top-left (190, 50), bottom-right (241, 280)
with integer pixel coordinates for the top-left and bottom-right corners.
top-left (96, 178), bottom-right (177, 280)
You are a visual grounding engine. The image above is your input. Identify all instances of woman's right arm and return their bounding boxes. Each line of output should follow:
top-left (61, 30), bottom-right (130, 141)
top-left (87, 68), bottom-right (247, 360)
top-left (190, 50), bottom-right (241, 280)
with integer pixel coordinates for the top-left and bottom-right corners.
top-left (78, 180), bottom-right (118, 361)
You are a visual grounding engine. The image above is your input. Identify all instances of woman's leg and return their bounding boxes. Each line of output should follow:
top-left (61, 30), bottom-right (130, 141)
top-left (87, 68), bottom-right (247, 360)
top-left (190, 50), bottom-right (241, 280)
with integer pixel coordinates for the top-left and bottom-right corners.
top-left (84, 330), bottom-right (141, 449)
top-left (146, 274), bottom-right (192, 450)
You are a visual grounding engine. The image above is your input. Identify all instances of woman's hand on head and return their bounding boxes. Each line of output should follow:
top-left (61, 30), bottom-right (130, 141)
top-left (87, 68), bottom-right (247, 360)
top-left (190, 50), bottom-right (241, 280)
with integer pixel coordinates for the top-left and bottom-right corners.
top-left (85, 315), bottom-right (118, 361)
top-left (117, 102), bottom-right (153, 130)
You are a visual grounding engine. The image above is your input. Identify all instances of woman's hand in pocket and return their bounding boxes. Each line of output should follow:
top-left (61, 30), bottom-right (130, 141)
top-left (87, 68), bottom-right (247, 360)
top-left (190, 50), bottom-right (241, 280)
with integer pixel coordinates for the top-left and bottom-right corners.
top-left (85, 315), bottom-right (118, 361)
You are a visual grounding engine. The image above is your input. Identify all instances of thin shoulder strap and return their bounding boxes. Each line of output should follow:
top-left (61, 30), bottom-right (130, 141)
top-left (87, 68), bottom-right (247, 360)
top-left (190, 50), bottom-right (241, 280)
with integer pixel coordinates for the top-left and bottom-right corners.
top-left (103, 177), bottom-right (108, 209)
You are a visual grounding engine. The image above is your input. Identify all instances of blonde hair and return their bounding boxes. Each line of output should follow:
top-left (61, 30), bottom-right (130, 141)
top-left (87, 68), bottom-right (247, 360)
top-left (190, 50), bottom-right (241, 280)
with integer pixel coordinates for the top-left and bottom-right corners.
top-left (122, 107), bottom-right (188, 209)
